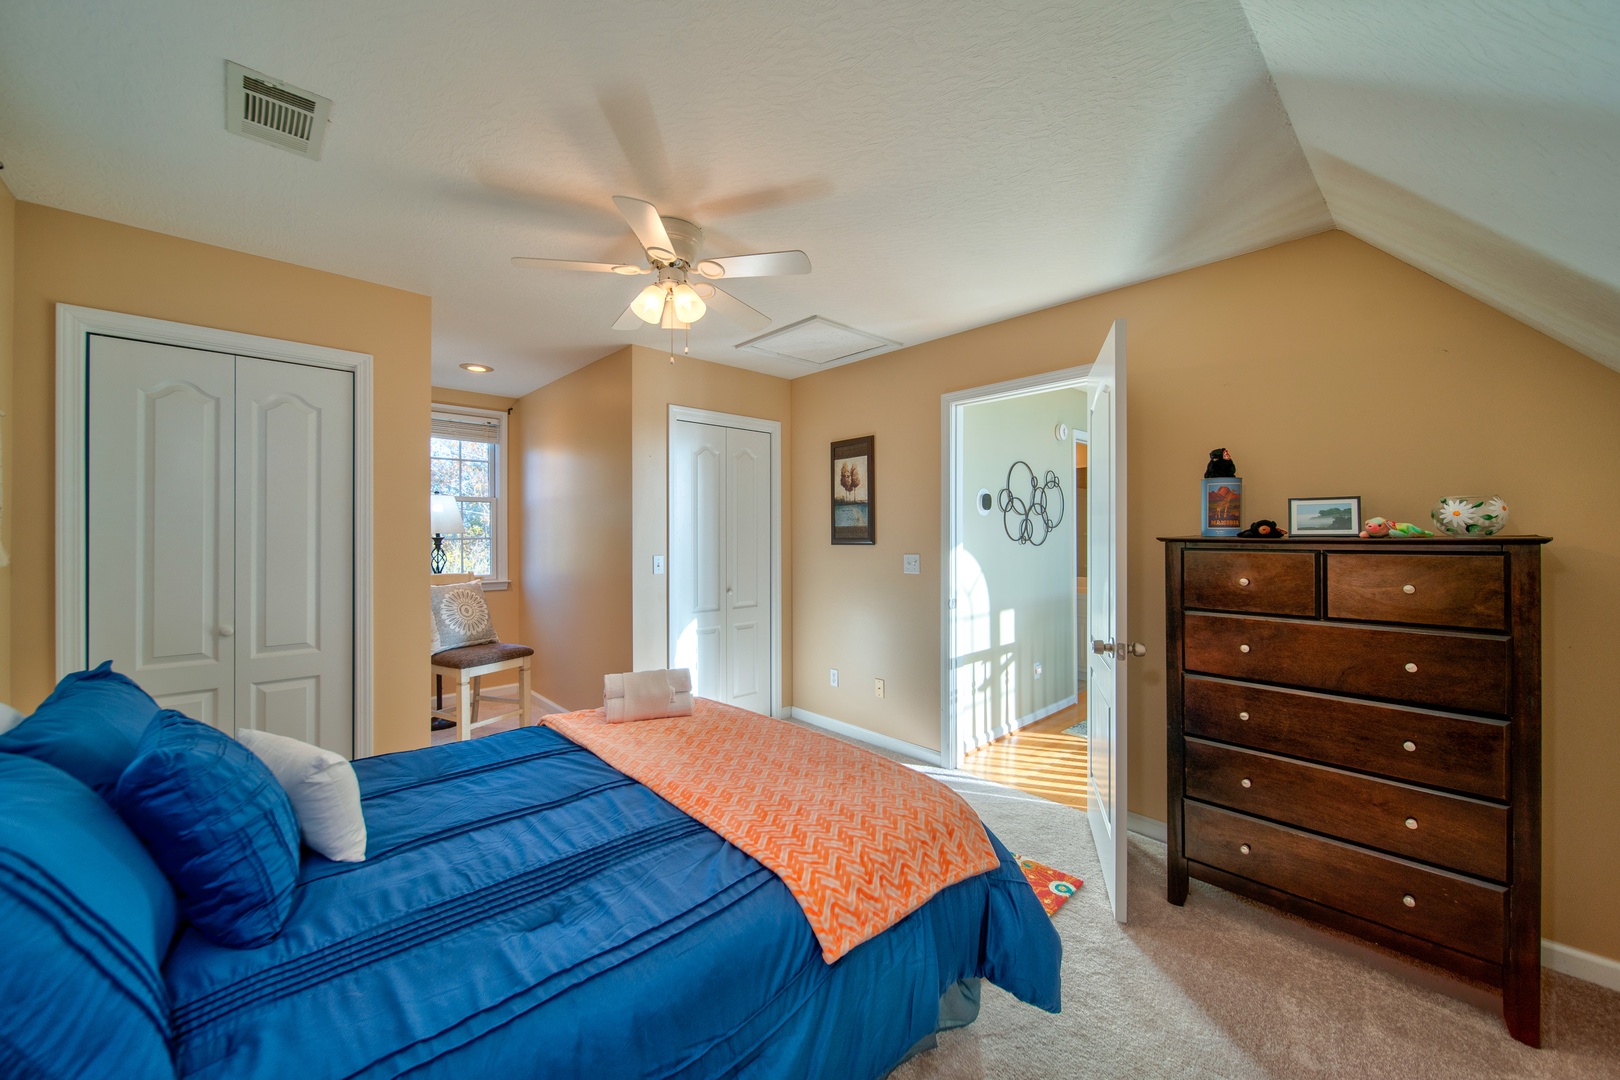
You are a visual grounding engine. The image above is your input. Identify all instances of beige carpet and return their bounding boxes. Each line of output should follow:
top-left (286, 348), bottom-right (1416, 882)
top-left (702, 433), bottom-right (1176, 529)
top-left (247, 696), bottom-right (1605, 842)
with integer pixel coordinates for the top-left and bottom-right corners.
top-left (890, 767), bottom-right (1620, 1080)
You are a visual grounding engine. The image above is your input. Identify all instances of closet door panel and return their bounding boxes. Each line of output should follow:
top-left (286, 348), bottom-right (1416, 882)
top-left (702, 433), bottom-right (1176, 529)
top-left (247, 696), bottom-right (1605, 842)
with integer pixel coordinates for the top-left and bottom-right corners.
top-left (236, 356), bottom-right (354, 756)
top-left (88, 336), bottom-right (236, 729)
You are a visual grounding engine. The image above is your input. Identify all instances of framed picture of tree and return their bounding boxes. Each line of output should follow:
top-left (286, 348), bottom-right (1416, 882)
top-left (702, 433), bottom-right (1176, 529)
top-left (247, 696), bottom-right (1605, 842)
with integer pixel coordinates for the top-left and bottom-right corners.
top-left (831, 435), bottom-right (876, 544)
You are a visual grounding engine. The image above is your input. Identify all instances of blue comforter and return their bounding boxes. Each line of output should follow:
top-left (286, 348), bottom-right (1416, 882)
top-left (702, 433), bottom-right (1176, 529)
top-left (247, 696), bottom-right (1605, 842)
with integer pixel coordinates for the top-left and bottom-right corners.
top-left (164, 728), bottom-right (1060, 1079)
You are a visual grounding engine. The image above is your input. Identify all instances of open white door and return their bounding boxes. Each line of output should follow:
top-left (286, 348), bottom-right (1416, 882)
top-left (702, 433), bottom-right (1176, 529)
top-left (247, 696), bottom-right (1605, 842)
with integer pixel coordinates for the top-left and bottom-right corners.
top-left (1086, 319), bottom-right (1138, 924)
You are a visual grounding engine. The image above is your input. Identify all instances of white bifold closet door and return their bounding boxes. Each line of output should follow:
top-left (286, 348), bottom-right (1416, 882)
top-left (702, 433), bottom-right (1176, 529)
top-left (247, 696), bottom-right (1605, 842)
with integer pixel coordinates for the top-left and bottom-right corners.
top-left (668, 419), bottom-right (771, 715)
top-left (88, 335), bottom-right (355, 756)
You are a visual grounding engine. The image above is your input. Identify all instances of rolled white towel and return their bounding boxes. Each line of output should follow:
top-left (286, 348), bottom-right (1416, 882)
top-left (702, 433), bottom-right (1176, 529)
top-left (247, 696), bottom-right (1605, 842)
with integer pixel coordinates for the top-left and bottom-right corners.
top-left (604, 668), bottom-right (694, 722)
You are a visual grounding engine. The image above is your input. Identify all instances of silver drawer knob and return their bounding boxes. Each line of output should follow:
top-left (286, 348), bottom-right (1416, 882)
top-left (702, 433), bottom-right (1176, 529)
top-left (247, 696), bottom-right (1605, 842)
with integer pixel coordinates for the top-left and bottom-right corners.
top-left (1405, 817), bottom-right (1419, 830)
top-left (1403, 740), bottom-right (1417, 752)
top-left (1238, 577), bottom-right (1251, 587)
top-left (1241, 778), bottom-right (1252, 788)
top-left (1239, 711), bottom-right (1250, 721)
top-left (1402, 894), bottom-right (1416, 908)
top-left (1403, 584), bottom-right (1416, 594)
top-left (1239, 844), bottom-right (1251, 855)
top-left (1240, 644), bottom-right (1251, 654)
top-left (1404, 662), bottom-right (1418, 673)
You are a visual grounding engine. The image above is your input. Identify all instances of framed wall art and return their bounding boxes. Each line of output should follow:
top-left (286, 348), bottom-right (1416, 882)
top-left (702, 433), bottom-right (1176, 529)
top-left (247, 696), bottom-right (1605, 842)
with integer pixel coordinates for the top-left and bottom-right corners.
top-left (831, 435), bottom-right (875, 544)
top-left (1288, 496), bottom-right (1361, 537)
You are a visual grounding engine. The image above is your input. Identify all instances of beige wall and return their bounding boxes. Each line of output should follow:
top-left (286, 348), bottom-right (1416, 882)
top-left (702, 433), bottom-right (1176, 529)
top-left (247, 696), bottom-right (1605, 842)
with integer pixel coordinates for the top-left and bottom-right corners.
top-left (9, 203), bottom-right (433, 754)
top-left (629, 346), bottom-right (793, 707)
top-left (790, 229), bottom-right (1620, 962)
top-left (0, 176), bottom-right (14, 704)
top-left (429, 387), bottom-right (522, 701)
top-left (516, 348), bottom-right (634, 711)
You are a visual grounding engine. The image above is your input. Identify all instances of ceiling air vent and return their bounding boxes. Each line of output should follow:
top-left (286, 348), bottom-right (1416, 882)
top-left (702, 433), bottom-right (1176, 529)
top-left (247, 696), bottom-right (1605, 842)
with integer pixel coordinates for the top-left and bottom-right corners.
top-left (224, 61), bottom-right (331, 159)
top-left (736, 317), bottom-right (900, 367)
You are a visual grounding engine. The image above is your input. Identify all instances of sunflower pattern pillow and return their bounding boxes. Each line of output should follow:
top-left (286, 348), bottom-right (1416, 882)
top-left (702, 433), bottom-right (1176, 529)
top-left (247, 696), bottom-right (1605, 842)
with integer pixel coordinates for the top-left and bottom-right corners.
top-left (429, 580), bottom-right (499, 653)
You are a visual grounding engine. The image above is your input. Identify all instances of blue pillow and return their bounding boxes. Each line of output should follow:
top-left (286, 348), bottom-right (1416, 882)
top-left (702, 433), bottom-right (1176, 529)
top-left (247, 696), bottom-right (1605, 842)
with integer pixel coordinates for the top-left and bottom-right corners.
top-left (0, 755), bottom-right (178, 1079)
top-left (115, 711), bottom-right (301, 949)
top-left (0, 660), bottom-right (162, 796)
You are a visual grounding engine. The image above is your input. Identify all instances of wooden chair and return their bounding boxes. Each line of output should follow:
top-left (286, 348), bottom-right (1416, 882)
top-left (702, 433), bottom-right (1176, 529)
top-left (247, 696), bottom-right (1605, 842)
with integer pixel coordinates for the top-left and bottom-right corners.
top-left (430, 642), bottom-right (535, 740)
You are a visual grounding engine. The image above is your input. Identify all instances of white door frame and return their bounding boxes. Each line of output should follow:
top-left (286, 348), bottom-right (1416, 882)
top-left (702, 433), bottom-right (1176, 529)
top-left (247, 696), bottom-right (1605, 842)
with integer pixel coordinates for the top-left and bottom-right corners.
top-left (667, 405), bottom-right (784, 719)
top-left (939, 364), bottom-right (1092, 769)
top-left (55, 304), bottom-right (377, 757)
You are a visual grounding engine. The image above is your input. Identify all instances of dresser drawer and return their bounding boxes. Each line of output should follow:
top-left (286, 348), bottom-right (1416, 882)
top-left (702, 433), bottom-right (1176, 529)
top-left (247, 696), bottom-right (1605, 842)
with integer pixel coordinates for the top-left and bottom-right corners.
top-left (1184, 549), bottom-right (1316, 616)
top-left (1327, 554), bottom-right (1506, 630)
top-left (1184, 801), bottom-right (1505, 961)
top-left (1183, 614), bottom-right (1510, 714)
top-left (1183, 677), bottom-right (1508, 799)
top-left (1185, 739), bottom-right (1508, 881)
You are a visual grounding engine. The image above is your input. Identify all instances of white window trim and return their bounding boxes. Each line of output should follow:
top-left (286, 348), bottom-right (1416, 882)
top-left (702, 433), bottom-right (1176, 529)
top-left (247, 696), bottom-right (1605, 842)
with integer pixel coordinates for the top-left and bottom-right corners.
top-left (430, 403), bottom-right (509, 590)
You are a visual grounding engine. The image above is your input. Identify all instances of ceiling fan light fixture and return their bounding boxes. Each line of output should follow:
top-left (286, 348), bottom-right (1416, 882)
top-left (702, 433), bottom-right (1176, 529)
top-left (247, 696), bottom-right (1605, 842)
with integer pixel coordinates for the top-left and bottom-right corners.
top-left (696, 259), bottom-right (725, 279)
top-left (612, 264), bottom-right (647, 276)
top-left (632, 283), bottom-right (669, 324)
top-left (671, 282), bottom-right (707, 323)
top-left (659, 295), bottom-right (691, 331)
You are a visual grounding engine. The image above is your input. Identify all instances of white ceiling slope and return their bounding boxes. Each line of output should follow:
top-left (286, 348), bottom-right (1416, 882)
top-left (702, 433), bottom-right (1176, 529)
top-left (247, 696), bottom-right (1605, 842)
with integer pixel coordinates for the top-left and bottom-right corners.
top-left (0, 0), bottom-right (1328, 396)
top-left (1242, 0), bottom-right (1620, 373)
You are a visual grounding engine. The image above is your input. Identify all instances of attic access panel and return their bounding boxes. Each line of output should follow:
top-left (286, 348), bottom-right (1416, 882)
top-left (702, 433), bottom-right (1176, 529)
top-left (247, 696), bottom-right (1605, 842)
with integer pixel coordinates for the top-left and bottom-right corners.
top-left (736, 317), bottom-right (899, 367)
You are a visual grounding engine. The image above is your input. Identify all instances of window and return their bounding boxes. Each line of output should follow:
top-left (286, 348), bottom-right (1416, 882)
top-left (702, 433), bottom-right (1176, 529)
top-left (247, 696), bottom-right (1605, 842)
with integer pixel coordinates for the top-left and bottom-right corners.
top-left (431, 408), bottom-right (505, 583)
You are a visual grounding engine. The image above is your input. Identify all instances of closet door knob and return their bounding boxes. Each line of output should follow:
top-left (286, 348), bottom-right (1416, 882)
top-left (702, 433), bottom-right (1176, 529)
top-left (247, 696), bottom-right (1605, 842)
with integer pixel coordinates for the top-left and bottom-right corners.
top-left (1403, 584), bottom-right (1416, 594)
top-left (219, 625), bottom-right (235, 638)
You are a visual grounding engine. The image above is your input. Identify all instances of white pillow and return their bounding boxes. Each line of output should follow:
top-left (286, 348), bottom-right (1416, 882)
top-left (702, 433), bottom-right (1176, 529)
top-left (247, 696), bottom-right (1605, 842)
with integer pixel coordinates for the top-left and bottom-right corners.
top-left (237, 729), bottom-right (367, 862)
top-left (0, 703), bottom-right (25, 736)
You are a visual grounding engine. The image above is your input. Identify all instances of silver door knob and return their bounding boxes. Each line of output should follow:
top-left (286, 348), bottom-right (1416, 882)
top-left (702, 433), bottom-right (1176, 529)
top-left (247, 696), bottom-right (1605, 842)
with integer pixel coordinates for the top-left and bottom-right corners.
top-left (1122, 641), bottom-right (1147, 657)
top-left (1092, 639), bottom-right (1108, 655)
top-left (219, 625), bottom-right (234, 637)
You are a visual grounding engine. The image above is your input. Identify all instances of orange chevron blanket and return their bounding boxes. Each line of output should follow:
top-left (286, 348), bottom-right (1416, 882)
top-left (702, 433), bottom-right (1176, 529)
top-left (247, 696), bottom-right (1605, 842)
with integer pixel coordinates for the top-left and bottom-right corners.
top-left (546, 699), bottom-right (1001, 962)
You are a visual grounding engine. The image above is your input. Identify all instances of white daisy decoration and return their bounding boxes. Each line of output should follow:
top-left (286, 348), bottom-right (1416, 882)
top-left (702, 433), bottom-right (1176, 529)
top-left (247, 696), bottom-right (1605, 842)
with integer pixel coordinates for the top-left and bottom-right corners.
top-left (1433, 497), bottom-right (1479, 536)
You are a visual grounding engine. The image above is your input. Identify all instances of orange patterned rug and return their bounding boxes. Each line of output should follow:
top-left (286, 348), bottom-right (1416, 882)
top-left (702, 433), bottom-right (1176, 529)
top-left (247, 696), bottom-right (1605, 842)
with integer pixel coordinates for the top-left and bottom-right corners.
top-left (1014, 854), bottom-right (1084, 916)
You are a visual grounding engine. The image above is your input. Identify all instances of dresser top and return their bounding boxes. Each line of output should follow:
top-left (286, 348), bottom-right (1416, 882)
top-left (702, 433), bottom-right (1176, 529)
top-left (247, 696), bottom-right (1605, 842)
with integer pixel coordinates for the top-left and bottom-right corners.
top-left (1158, 534), bottom-right (1552, 545)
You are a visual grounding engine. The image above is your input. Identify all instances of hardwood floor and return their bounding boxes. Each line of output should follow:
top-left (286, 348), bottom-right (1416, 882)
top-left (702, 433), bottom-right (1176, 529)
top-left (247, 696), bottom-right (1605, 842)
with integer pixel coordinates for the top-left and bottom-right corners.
top-left (960, 698), bottom-right (1089, 811)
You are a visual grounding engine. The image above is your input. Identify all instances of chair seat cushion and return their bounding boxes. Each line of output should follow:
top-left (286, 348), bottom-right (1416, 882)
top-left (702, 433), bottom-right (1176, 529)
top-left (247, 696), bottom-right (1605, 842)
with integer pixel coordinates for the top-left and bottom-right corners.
top-left (432, 642), bottom-right (535, 669)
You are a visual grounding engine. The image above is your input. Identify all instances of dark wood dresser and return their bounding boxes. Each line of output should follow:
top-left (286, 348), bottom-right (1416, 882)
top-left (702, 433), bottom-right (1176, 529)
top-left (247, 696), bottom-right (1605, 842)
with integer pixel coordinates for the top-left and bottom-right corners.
top-left (1161, 535), bottom-right (1549, 1045)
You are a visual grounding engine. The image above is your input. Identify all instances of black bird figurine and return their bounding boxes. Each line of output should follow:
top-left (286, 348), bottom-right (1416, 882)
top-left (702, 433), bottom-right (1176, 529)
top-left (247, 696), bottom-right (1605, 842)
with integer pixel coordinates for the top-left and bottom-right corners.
top-left (1204, 448), bottom-right (1237, 478)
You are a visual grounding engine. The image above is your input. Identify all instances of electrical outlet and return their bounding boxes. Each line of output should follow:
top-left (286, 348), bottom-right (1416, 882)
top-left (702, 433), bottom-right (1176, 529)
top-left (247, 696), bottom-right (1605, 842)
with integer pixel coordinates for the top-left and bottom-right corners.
top-left (875, 678), bottom-right (885, 698)
top-left (652, 554), bottom-right (664, 575)
top-left (903, 553), bottom-right (921, 574)
top-left (830, 668), bottom-right (839, 688)
top-left (1034, 661), bottom-right (1043, 680)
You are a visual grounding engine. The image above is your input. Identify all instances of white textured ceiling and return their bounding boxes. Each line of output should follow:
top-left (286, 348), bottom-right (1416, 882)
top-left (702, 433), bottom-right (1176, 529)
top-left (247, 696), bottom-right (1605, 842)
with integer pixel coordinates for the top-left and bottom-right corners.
top-left (1241, 0), bottom-right (1620, 372)
top-left (0, 0), bottom-right (1327, 396)
top-left (1, 3), bottom-right (1612, 395)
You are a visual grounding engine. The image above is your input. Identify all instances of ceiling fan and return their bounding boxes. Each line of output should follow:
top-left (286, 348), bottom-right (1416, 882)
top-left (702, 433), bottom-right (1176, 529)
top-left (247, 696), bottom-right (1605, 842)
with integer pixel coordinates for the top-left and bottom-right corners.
top-left (512, 196), bottom-right (811, 334)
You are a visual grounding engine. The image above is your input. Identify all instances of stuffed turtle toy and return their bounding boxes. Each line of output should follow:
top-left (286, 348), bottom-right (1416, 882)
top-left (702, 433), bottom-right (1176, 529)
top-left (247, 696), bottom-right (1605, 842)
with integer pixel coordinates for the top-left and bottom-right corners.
top-left (1237, 519), bottom-right (1287, 538)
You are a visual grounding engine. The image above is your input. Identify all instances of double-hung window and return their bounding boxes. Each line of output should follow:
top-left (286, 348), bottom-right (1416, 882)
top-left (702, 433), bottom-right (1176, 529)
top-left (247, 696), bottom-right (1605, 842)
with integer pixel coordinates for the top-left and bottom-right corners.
top-left (430, 407), bottom-right (507, 586)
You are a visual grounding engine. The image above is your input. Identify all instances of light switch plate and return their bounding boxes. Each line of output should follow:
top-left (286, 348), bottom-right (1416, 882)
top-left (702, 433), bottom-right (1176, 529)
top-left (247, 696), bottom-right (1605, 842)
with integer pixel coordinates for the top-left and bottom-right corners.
top-left (1033, 661), bottom-right (1043, 679)
top-left (903, 553), bottom-right (921, 574)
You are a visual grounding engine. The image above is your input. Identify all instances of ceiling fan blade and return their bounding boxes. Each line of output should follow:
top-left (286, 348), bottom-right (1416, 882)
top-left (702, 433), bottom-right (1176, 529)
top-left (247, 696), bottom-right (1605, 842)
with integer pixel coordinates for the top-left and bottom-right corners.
top-left (695, 250), bottom-right (811, 279)
top-left (612, 303), bottom-right (645, 331)
top-left (700, 285), bottom-right (772, 332)
top-left (611, 196), bottom-right (677, 262)
top-left (512, 257), bottom-right (647, 274)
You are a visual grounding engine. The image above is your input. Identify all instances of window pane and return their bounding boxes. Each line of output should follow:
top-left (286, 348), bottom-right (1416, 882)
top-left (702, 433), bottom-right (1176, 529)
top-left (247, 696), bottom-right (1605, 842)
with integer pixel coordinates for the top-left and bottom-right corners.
top-left (464, 538), bottom-right (493, 577)
top-left (431, 437), bottom-right (461, 460)
top-left (458, 501), bottom-right (491, 537)
top-left (431, 458), bottom-right (460, 494)
top-left (460, 440), bottom-right (490, 461)
top-left (460, 460), bottom-right (491, 497)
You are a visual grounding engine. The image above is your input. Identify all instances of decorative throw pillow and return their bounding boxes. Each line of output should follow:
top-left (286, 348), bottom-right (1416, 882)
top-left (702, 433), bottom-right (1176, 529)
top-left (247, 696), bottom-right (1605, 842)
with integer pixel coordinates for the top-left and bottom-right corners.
top-left (238, 729), bottom-right (367, 862)
top-left (0, 702), bottom-right (23, 735)
top-left (114, 711), bottom-right (301, 949)
top-left (0, 661), bottom-right (162, 796)
top-left (429, 579), bottom-right (499, 652)
top-left (0, 755), bottom-right (178, 1080)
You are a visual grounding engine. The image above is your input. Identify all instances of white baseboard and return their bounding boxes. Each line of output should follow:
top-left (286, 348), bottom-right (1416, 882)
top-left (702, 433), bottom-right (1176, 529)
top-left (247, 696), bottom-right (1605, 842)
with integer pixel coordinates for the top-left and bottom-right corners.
top-left (1127, 812), bottom-right (1167, 842)
top-left (962, 692), bottom-right (1080, 753)
top-left (1543, 939), bottom-right (1620, 992)
top-left (789, 707), bottom-right (944, 766)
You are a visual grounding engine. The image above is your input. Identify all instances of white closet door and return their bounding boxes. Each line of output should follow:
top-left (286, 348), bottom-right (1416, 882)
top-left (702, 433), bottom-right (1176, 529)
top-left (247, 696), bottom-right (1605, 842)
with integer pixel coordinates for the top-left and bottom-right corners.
top-left (723, 427), bottom-right (772, 714)
top-left (88, 336), bottom-right (237, 728)
top-left (235, 356), bottom-right (354, 755)
top-left (669, 420), bottom-right (772, 712)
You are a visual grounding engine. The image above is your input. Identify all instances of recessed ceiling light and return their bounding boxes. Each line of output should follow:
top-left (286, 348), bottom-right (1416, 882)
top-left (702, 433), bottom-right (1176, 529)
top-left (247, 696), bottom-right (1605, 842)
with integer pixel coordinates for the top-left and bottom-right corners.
top-left (459, 363), bottom-right (494, 373)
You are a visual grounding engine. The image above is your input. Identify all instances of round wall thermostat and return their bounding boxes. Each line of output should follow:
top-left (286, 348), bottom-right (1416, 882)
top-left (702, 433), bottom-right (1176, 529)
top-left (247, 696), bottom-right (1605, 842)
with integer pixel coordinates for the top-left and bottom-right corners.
top-left (977, 489), bottom-right (993, 515)
top-left (1054, 422), bottom-right (1069, 441)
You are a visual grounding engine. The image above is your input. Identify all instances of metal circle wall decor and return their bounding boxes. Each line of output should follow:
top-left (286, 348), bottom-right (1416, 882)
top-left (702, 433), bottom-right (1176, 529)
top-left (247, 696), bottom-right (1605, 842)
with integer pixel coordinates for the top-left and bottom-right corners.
top-left (998, 461), bottom-right (1065, 545)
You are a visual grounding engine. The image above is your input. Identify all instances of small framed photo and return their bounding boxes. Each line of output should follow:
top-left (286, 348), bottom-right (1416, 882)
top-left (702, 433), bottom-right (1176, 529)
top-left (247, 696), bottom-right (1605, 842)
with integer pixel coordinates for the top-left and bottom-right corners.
top-left (1288, 496), bottom-right (1362, 536)
top-left (831, 435), bottom-right (875, 544)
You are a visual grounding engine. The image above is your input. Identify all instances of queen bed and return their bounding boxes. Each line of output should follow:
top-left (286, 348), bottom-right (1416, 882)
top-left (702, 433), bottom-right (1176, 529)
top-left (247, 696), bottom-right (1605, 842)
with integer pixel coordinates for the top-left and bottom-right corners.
top-left (0, 672), bottom-right (1061, 1080)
